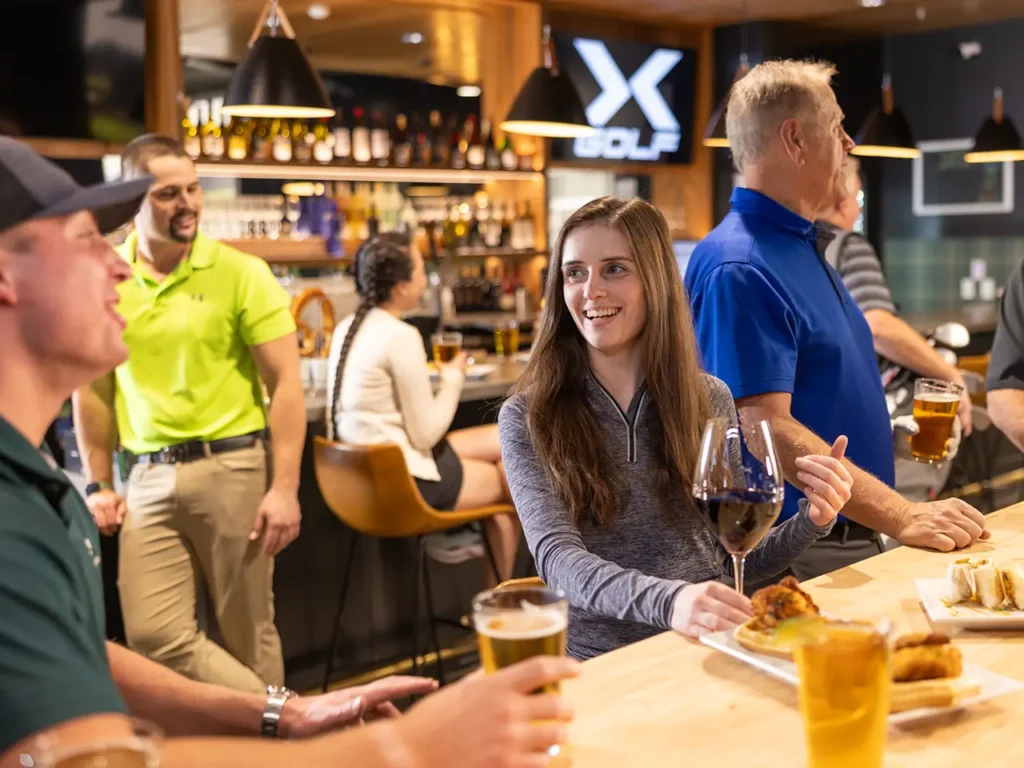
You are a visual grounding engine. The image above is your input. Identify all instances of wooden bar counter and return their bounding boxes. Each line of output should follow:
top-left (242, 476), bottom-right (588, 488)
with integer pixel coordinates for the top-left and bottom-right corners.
top-left (563, 504), bottom-right (1024, 767)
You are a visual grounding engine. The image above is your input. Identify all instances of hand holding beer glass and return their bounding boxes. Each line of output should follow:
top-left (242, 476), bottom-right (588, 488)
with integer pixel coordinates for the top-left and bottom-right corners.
top-left (909, 378), bottom-right (964, 463)
top-left (29, 719), bottom-right (162, 768)
top-left (431, 331), bottom-right (463, 364)
top-left (473, 586), bottom-right (570, 758)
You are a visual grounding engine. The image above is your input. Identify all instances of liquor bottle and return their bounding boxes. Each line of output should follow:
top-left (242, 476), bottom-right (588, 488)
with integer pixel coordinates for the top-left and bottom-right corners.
top-left (349, 183), bottom-right (368, 240)
top-left (334, 182), bottom-right (352, 241)
top-left (292, 120), bottom-right (312, 163)
top-left (520, 201), bottom-right (536, 250)
top-left (398, 198), bottom-right (419, 236)
top-left (313, 118), bottom-right (334, 164)
top-left (370, 110), bottom-right (391, 167)
top-left (466, 116), bottom-right (485, 170)
top-left (412, 113), bottom-right (431, 168)
top-left (332, 110), bottom-right (351, 164)
top-left (430, 111), bottom-right (448, 168)
top-left (352, 107), bottom-right (372, 165)
top-left (226, 118), bottom-right (248, 160)
top-left (484, 201), bottom-right (502, 248)
top-left (484, 120), bottom-right (501, 170)
top-left (467, 203), bottom-right (482, 249)
top-left (272, 119), bottom-right (293, 163)
top-left (250, 119), bottom-right (272, 161)
top-left (367, 202), bottom-right (380, 238)
top-left (498, 131), bottom-right (517, 171)
top-left (391, 114), bottom-right (413, 168)
top-left (200, 110), bottom-right (224, 159)
top-left (449, 118), bottom-right (467, 170)
top-left (500, 202), bottom-right (513, 248)
top-left (181, 102), bottom-right (201, 160)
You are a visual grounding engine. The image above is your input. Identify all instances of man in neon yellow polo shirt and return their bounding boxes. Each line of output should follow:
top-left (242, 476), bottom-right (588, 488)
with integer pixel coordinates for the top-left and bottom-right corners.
top-left (73, 134), bottom-right (306, 694)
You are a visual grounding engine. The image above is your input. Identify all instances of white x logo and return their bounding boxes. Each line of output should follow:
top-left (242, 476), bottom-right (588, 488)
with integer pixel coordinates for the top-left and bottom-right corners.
top-left (573, 39), bottom-right (683, 132)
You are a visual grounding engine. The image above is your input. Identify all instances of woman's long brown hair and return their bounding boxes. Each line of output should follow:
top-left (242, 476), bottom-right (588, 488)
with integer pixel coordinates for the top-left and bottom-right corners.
top-left (512, 197), bottom-right (711, 527)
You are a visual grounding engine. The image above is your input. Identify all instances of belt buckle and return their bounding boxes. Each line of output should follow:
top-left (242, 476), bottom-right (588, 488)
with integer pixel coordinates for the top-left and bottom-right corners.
top-left (158, 444), bottom-right (185, 464)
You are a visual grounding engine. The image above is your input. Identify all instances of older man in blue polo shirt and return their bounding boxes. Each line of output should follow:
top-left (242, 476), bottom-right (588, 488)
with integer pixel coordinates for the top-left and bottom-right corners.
top-left (685, 60), bottom-right (988, 582)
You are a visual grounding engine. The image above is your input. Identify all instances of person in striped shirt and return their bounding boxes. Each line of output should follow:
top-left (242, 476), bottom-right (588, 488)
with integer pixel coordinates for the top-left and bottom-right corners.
top-left (817, 156), bottom-right (973, 437)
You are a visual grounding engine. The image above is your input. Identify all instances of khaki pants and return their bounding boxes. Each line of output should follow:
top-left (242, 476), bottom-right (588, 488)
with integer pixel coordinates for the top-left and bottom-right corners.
top-left (118, 443), bottom-right (283, 693)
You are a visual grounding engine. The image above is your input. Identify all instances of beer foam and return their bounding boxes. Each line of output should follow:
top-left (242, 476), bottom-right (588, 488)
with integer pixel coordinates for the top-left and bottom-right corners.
top-left (476, 609), bottom-right (568, 640)
top-left (917, 392), bottom-right (960, 403)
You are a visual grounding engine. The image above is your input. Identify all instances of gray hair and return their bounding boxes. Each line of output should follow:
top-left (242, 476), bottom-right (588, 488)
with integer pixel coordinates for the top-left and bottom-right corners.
top-left (726, 59), bottom-right (838, 172)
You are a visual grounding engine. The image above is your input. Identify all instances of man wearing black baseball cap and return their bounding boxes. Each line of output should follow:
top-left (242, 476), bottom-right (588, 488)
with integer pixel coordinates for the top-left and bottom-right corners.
top-left (0, 138), bottom-right (578, 767)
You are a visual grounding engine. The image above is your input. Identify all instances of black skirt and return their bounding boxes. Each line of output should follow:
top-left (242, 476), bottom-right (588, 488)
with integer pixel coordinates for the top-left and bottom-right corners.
top-left (414, 438), bottom-right (464, 511)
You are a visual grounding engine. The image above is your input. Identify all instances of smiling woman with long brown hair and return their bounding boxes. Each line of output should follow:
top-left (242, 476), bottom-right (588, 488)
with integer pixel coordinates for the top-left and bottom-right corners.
top-left (498, 197), bottom-right (853, 660)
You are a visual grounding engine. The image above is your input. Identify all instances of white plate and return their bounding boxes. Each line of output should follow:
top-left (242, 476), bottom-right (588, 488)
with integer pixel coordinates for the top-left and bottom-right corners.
top-left (429, 364), bottom-right (498, 381)
top-left (916, 577), bottom-right (1024, 630)
top-left (700, 628), bottom-right (1024, 725)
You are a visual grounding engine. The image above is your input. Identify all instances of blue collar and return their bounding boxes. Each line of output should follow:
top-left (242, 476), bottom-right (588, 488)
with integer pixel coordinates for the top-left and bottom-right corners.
top-left (730, 188), bottom-right (819, 243)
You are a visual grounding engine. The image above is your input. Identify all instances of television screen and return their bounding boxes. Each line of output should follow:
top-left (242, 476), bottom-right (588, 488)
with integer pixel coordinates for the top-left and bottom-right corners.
top-left (0, 0), bottom-right (146, 142)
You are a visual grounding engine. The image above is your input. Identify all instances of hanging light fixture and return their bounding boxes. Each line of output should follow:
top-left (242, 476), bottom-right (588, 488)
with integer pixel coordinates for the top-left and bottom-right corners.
top-left (703, 54), bottom-right (750, 148)
top-left (499, 9), bottom-right (594, 139)
top-left (851, 73), bottom-right (920, 159)
top-left (965, 88), bottom-right (1024, 163)
top-left (222, 0), bottom-right (335, 120)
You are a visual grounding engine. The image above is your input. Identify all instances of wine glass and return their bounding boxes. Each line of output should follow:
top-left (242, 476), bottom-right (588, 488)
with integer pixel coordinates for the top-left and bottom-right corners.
top-left (692, 416), bottom-right (785, 595)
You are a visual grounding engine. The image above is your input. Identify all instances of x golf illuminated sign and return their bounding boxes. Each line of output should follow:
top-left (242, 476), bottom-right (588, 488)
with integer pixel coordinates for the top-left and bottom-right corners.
top-left (551, 34), bottom-right (697, 164)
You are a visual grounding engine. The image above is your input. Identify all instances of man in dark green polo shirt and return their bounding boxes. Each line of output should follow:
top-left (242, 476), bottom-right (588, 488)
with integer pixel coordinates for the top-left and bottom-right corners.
top-left (0, 138), bottom-right (578, 766)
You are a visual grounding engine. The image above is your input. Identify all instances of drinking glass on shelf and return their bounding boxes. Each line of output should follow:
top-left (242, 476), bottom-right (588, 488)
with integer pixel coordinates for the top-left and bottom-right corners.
top-left (30, 718), bottom-right (163, 767)
top-left (493, 319), bottom-right (520, 358)
top-left (431, 331), bottom-right (463, 364)
top-left (796, 619), bottom-right (890, 768)
top-left (910, 378), bottom-right (963, 463)
top-left (692, 416), bottom-right (784, 595)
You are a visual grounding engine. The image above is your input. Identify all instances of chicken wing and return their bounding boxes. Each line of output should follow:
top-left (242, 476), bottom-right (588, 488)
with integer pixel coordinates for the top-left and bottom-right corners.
top-left (750, 576), bottom-right (820, 629)
top-left (891, 633), bottom-right (962, 682)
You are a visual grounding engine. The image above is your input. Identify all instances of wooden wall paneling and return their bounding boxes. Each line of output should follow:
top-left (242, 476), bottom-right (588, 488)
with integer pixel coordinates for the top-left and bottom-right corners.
top-left (147, 0), bottom-right (184, 138)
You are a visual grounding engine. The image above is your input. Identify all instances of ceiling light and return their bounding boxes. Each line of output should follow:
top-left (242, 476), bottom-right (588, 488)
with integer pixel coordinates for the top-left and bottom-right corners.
top-left (860, 0), bottom-right (885, 7)
top-left (703, 53), bottom-right (751, 149)
top-left (851, 74), bottom-right (920, 159)
top-left (457, 85), bottom-right (481, 98)
top-left (500, 23), bottom-right (594, 139)
top-left (306, 4), bottom-right (330, 20)
top-left (222, 0), bottom-right (335, 120)
top-left (402, 32), bottom-right (423, 44)
top-left (916, 6), bottom-right (927, 20)
top-left (965, 88), bottom-right (1024, 163)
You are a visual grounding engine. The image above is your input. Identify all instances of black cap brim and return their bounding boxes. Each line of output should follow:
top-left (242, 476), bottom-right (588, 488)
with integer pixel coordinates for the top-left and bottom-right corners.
top-left (33, 176), bottom-right (152, 235)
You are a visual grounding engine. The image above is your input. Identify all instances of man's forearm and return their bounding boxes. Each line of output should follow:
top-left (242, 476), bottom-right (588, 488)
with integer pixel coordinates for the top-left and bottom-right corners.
top-left (741, 407), bottom-right (909, 537)
top-left (107, 642), bottom-right (268, 737)
top-left (988, 389), bottom-right (1024, 453)
top-left (72, 374), bottom-right (118, 485)
top-left (266, 374), bottom-right (306, 492)
top-left (865, 309), bottom-right (964, 384)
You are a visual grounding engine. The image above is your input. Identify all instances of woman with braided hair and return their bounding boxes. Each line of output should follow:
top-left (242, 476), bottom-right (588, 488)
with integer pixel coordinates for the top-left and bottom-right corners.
top-left (326, 233), bottom-right (519, 582)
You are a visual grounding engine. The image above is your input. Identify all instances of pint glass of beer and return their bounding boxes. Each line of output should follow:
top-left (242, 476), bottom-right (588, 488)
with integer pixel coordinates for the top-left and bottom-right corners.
top-left (493, 319), bottom-right (521, 358)
top-left (431, 331), bottom-right (463, 364)
top-left (910, 378), bottom-right (963, 463)
top-left (472, 585), bottom-right (568, 692)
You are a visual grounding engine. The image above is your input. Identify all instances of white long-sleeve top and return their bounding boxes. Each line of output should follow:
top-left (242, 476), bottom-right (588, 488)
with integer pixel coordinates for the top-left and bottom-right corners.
top-left (326, 308), bottom-right (464, 481)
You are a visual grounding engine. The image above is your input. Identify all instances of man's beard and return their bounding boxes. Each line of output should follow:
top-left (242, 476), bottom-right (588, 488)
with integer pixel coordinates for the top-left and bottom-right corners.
top-left (169, 211), bottom-right (198, 243)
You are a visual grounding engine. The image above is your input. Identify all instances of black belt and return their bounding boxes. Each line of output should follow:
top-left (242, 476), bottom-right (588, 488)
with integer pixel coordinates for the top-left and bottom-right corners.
top-left (133, 430), bottom-right (266, 465)
top-left (823, 521), bottom-right (879, 544)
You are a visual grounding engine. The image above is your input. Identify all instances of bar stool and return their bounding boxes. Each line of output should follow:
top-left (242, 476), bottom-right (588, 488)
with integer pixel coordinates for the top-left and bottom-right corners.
top-left (314, 436), bottom-right (515, 691)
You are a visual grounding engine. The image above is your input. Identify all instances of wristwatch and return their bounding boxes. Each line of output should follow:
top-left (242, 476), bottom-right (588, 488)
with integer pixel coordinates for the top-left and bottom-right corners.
top-left (261, 685), bottom-right (297, 738)
top-left (85, 481), bottom-right (114, 496)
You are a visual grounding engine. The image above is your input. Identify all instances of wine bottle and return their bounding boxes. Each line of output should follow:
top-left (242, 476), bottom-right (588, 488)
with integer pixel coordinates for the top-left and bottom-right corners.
top-left (181, 102), bottom-right (201, 160)
top-left (272, 119), bottom-right (293, 162)
top-left (312, 118), bottom-right (333, 164)
top-left (367, 202), bottom-right (380, 238)
top-left (466, 115), bottom-right (485, 170)
top-left (484, 120), bottom-right (501, 170)
top-left (370, 110), bottom-right (391, 167)
top-left (450, 117), bottom-right (467, 170)
top-left (412, 113), bottom-right (431, 168)
top-left (352, 107), bottom-right (372, 165)
top-left (200, 109), bottom-right (224, 160)
top-left (292, 120), bottom-right (312, 163)
top-left (391, 114), bottom-right (413, 168)
top-left (332, 109), bottom-right (351, 164)
top-left (226, 118), bottom-right (248, 160)
top-left (251, 119), bottom-right (272, 162)
top-left (430, 111), bottom-right (448, 168)
top-left (521, 200), bottom-right (535, 250)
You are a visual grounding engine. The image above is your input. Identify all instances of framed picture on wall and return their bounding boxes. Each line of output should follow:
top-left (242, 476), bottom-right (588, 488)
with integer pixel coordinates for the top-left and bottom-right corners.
top-left (912, 138), bottom-right (1014, 216)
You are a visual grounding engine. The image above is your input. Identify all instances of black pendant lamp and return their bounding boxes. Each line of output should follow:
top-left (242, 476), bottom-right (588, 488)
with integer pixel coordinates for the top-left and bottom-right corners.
top-left (851, 74), bottom-right (920, 159)
top-left (965, 88), bottom-right (1024, 163)
top-left (222, 0), bottom-right (335, 120)
top-left (703, 54), bottom-right (750, 148)
top-left (499, 21), bottom-right (594, 138)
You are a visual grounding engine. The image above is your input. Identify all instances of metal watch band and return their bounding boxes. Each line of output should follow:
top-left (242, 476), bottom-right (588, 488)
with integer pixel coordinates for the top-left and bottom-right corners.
top-left (261, 686), bottom-right (296, 738)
